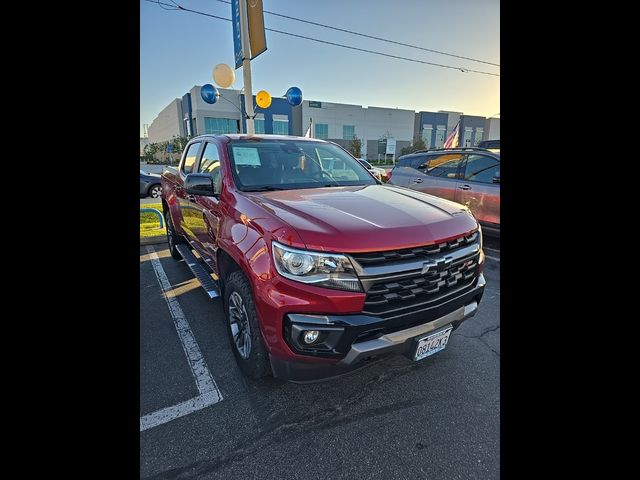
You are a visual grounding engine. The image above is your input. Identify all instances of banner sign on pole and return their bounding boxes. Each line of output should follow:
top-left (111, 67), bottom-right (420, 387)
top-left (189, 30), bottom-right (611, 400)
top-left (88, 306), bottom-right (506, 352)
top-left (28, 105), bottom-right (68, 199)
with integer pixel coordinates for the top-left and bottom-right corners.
top-left (231, 0), bottom-right (243, 69)
top-left (385, 138), bottom-right (397, 155)
top-left (247, 0), bottom-right (267, 59)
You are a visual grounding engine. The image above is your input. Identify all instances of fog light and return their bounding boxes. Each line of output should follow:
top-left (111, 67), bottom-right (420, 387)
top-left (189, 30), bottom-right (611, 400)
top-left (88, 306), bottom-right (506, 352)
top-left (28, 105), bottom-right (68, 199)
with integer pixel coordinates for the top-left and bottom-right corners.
top-left (303, 330), bottom-right (320, 344)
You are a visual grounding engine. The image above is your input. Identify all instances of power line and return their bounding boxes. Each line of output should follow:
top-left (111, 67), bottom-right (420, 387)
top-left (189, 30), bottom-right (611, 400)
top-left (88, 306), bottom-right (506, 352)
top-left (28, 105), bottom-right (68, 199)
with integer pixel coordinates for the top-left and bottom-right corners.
top-left (262, 27), bottom-right (499, 76)
top-left (211, 0), bottom-right (499, 67)
top-left (144, 0), bottom-right (499, 77)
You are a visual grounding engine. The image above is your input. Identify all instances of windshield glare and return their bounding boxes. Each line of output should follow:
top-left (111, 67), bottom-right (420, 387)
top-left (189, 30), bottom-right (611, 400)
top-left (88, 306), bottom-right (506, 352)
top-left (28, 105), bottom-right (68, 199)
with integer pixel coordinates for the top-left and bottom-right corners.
top-left (227, 140), bottom-right (377, 191)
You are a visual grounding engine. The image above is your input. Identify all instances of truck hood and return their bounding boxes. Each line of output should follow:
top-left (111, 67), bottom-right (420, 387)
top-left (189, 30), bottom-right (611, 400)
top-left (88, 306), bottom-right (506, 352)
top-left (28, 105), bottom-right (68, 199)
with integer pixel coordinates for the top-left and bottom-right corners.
top-left (244, 185), bottom-right (478, 253)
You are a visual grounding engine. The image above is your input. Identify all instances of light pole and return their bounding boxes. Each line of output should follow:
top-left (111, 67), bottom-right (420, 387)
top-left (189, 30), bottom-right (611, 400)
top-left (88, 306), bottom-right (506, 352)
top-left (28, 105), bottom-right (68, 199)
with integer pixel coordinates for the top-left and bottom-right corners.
top-left (239, 0), bottom-right (255, 134)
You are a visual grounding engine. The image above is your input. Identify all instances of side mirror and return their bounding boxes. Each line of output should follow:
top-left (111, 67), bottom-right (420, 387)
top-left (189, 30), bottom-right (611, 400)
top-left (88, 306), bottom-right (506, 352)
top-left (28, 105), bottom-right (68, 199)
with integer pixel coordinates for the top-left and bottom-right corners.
top-left (492, 175), bottom-right (500, 184)
top-left (185, 173), bottom-right (216, 196)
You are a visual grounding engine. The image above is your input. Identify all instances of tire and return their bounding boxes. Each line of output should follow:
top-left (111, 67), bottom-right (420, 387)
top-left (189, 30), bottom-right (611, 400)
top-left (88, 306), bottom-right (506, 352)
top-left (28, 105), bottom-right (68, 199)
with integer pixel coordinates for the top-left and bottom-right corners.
top-left (224, 270), bottom-right (271, 379)
top-left (148, 184), bottom-right (162, 198)
top-left (165, 210), bottom-right (186, 260)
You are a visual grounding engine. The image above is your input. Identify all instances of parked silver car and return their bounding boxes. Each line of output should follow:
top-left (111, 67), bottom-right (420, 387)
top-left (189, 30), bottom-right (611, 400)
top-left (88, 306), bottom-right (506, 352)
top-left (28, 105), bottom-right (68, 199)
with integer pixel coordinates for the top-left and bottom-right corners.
top-left (140, 170), bottom-right (163, 198)
top-left (388, 148), bottom-right (500, 235)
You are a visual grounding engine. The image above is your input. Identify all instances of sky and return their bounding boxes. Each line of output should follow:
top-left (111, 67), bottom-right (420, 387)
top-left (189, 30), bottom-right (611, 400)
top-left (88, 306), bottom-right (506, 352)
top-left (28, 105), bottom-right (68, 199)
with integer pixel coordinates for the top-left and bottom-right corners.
top-left (140, 0), bottom-right (500, 137)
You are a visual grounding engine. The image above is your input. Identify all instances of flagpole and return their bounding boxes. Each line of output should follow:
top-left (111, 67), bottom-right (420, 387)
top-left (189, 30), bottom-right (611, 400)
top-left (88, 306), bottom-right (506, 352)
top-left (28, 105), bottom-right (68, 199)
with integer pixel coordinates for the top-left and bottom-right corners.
top-left (305, 117), bottom-right (313, 138)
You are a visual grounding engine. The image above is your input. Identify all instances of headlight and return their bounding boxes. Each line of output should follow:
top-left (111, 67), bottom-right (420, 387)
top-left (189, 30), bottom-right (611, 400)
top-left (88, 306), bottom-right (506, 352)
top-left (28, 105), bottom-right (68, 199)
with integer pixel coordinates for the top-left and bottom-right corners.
top-left (272, 241), bottom-right (362, 292)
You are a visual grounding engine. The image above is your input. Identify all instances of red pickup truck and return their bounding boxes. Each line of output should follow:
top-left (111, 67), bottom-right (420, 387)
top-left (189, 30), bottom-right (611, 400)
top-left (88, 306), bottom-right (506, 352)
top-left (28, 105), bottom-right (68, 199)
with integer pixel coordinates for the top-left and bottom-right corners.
top-left (161, 134), bottom-right (486, 382)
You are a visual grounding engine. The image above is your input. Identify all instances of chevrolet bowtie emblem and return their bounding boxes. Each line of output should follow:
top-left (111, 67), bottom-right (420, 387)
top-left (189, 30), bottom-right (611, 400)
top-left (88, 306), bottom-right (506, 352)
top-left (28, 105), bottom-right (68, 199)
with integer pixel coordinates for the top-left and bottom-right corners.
top-left (422, 256), bottom-right (453, 274)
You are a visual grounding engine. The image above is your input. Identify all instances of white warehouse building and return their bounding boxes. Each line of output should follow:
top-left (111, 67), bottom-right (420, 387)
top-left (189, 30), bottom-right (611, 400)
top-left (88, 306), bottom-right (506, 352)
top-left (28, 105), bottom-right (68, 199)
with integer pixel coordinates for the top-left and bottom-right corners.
top-left (146, 85), bottom-right (498, 160)
top-left (301, 100), bottom-right (415, 160)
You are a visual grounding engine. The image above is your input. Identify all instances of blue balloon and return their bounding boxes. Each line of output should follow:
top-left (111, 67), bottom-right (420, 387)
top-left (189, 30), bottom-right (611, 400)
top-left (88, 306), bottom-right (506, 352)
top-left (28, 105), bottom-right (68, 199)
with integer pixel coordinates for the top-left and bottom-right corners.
top-left (201, 84), bottom-right (219, 104)
top-left (285, 86), bottom-right (303, 106)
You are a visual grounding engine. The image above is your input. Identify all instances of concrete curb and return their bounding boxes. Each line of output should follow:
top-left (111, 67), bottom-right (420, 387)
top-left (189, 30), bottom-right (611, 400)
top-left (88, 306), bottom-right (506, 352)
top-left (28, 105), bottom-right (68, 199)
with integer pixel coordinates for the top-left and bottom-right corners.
top-left (140, 236), bottom-right (167, 246)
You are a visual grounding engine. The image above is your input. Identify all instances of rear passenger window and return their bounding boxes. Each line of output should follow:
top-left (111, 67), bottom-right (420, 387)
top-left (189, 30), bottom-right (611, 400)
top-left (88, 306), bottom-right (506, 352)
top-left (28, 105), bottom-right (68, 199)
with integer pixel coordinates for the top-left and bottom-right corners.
top-left (463, 155), bottom-right (500, 184)
top-left (413, 156), bottom-right (427, 169)
top-left (397, 156), bottom-right (424, 169)
top-left (426, 154), bottom-right (463, 179)
top-left (181, 142), bottom-right (201, 175)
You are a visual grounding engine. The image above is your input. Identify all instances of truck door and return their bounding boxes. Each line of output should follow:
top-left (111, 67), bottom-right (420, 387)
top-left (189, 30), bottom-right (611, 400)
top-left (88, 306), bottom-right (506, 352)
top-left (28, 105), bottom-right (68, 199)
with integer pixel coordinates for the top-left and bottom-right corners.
top-left (178, 141), bottom-right (203, 242)
top-left (187, 141), bottom-right (224, 272)
top-left (455, 153), bottom-right (500, 227)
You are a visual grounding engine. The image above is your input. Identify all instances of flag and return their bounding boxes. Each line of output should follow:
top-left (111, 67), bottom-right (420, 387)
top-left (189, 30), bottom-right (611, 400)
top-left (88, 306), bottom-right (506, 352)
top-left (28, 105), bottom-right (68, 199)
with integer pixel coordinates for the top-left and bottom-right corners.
top-left (443, 121), bottom-right (460, 148)
top-left (304, 118), bottom-right (313, 138)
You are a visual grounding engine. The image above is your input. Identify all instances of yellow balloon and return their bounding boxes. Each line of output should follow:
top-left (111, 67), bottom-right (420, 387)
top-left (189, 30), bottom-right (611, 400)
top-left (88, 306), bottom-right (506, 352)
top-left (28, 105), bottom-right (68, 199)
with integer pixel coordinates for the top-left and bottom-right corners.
top-left (256, 90), bottom-right (272, 109)
top-left (213, 63), bottom-right (235, 88)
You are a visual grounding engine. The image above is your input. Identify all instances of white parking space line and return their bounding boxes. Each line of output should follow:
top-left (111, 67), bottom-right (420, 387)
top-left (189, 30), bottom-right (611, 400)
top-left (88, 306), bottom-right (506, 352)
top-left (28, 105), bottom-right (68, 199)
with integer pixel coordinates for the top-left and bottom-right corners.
top-left (485, 255), bottom-right (500, 262)
top-left (140, 391), bottom-right (219, 432)
top-left (141, 246), bottom-right (222, 432)
top-left (484, 247), bottom-right (500, 254)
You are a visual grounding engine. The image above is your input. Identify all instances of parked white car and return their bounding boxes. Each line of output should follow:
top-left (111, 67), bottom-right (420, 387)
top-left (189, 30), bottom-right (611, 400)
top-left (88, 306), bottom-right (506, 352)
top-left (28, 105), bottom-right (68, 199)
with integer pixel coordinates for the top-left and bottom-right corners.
top-left (359, 159), bottom-right (386, 181)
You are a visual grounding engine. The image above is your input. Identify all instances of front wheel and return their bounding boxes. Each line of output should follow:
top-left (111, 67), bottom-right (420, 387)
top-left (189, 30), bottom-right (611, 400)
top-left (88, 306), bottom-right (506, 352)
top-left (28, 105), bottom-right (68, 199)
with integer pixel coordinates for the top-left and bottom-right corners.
top-left (224, 271), bottom-right (271, 379)
top-left (165, 211), bottom-right (185, 260)
top-left (148, 184), bottom-right (162, 198)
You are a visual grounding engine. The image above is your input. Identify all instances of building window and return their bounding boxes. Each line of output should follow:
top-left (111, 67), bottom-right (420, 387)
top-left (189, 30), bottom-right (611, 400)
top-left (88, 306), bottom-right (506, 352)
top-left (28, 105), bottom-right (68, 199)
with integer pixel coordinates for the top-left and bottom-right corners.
top-left (435, 125), bottom-right (446, 148)
top-left (315, 123), bottom-right (328, 139)
top-left (343, 125), bottom-right (355, 140)
top-left (422, 125), bottom-right (433, 147)
top-left (254, 118), bottom-right (265, 134)
top-left (204, 117), bottom-right (239, 135)
top-left (463, 127), bottom-right (473, 147)
top-left (273, 120), bottom-right (289, 135)
top-left (473, 127), bottom-right (484, 146)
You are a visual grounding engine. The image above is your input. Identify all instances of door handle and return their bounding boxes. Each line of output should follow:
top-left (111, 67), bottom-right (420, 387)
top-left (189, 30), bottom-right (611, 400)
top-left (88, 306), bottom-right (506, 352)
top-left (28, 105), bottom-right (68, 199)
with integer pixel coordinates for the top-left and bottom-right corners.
top-left (412, 178), bottom-right (423, 184)
top-left (458, 184), bottom-right (471, 190)
top-left (187, 194), bottom-right (196, 202)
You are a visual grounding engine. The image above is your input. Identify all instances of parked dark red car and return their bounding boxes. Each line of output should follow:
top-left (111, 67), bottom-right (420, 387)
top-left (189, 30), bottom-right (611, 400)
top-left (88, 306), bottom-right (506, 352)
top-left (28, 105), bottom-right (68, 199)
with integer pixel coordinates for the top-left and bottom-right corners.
top-left (161, 135), bottom-right (486, 381)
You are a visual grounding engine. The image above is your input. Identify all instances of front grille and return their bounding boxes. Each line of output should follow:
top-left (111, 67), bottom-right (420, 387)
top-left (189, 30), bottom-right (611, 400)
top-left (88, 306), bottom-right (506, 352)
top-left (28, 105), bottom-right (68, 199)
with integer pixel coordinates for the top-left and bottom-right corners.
top-left (350, 231), bottom-right (479, 267)
top-left (358, 246), bottom-right (480, 318)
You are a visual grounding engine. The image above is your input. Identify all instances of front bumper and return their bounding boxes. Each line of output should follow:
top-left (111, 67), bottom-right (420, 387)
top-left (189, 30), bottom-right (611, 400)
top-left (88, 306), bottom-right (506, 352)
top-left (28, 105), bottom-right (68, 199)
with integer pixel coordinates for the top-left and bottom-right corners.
top-left (270, 273), bottom-right (485, 382)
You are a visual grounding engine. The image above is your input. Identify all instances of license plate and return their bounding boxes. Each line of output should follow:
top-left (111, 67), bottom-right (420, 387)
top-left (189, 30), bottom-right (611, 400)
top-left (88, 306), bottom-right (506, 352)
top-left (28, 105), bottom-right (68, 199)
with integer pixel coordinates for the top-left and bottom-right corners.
top-left (413, 326), bottom-right (453, 361)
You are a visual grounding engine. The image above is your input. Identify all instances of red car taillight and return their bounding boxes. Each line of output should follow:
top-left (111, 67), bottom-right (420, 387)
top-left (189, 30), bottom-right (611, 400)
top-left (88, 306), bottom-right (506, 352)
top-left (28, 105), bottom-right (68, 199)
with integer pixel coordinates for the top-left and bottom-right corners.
top-left (387, 169), bottom-right (393, 181)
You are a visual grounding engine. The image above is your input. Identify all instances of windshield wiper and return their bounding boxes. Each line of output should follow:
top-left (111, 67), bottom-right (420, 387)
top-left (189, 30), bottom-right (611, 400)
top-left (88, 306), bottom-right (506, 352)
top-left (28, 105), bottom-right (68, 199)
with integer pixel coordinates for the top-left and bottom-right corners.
top-left (244, 186), bottom-right (287, 192)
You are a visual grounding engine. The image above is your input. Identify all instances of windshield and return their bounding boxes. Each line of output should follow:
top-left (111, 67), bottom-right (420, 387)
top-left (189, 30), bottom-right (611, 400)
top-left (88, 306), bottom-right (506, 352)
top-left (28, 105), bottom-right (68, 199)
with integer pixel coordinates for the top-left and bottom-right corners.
top-left (360, 160), bottom-right (372, 169)
top-left (227, 139), bottom-right (377, 191)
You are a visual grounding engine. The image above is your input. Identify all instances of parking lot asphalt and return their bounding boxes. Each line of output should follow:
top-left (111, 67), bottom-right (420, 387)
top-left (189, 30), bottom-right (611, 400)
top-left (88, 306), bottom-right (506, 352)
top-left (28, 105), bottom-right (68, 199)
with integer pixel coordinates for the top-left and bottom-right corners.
top-left (140, 244), bottom-right (500, 479)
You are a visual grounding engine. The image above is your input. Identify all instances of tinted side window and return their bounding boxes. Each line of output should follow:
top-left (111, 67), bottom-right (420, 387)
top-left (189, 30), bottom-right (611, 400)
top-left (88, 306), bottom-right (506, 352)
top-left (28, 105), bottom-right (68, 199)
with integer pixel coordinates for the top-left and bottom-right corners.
top-left (397, 157), bottom-right (413, 167)
top-left (198, 142), bottom-right (221, 187)
top-left (182, 142), bottom-right (201, 174)
top-left (412, 156), bottom-right (427, 169)
top-left (426, 154), bottom-right (464, 179)
top-left (463, 155), bottom-right (500, 184)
